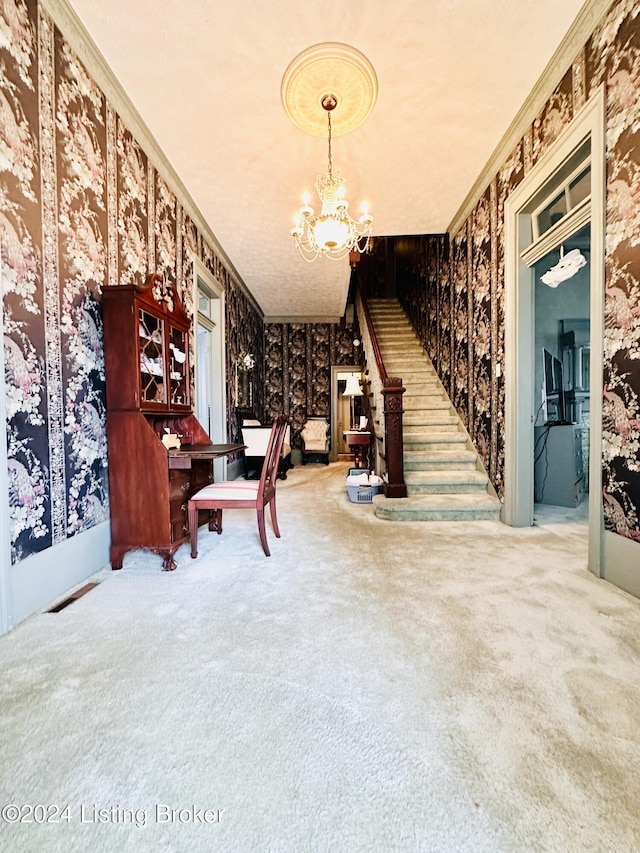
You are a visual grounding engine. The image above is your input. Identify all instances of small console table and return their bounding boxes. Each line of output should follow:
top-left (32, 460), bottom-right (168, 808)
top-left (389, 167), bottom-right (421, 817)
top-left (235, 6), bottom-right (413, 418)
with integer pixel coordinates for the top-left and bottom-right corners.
top-left (343, 430), bottom-right (371, 469)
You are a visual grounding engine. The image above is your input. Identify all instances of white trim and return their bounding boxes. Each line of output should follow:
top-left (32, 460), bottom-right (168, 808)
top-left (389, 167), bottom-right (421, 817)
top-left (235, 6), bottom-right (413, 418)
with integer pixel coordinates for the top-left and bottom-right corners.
top-left (9, 523), bottom-right (110, 627)
top-left (602, 531), bottom-right (640, 599)
top-left (504, 86), bottom-right (605, 578)
top-left (529, 156), bottom-right (590, 242)
top-left (193, 257), bottom-right (227, 481)
top-left (449, 0), bottom-right (612, 237)
top-left (330, 365), bottom-right (360, 463)
top-left (521, 196), bottom-right (591, 268)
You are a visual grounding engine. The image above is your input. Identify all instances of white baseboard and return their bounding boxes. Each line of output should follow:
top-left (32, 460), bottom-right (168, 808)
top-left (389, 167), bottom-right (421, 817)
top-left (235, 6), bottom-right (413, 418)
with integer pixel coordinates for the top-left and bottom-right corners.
top-left (603, 531), bottom-right (640, 600)
top-left (7, 521), bottom-right (110, 631)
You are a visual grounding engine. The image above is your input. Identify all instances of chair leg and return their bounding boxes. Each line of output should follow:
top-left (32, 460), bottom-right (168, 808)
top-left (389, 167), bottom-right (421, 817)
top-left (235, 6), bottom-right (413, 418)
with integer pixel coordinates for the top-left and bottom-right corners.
top-left (208, 509), bottom-right (223, 534)
top-left (189, 504), bottom-right (199, 558)
top-left (257, 507), bottom-right (270, 557)
top-left (269, 495), bottom-right (281, 539)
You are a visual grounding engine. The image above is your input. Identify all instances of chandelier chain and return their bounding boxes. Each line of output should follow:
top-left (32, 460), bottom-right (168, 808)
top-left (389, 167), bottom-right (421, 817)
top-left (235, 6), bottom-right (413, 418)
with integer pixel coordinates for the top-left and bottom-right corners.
top-left (327, 110), bottom-right (333, 180)
top-left (290, 92), bottom-right (373, 262)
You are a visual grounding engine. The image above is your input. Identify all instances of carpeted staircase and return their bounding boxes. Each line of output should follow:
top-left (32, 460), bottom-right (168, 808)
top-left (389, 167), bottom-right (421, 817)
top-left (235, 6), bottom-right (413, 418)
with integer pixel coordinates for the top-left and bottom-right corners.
top-left (367, 298), bottom-right (502, 522)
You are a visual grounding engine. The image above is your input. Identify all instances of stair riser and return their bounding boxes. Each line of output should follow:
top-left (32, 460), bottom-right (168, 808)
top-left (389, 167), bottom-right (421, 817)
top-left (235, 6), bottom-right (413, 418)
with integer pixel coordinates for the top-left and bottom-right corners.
top-left (375, 507), bottom-right (501, 521)
top-left (404, 420), bottom-right (458, 429)
top-left (406, 483), bottom-right (489, 494)
top-left (404, 398), bottom-right (446, 408)
top-left (404, 460), bottom-right (477, 471)
top-left (404, 438), bottom-right (467, 448)
top-left (404, 402), bottom-right (451, 426)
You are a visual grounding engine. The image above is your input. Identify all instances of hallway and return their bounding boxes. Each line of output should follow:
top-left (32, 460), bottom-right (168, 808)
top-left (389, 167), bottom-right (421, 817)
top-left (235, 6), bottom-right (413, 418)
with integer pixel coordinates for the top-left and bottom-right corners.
top-left (0, 463), bottom-right (638, 852)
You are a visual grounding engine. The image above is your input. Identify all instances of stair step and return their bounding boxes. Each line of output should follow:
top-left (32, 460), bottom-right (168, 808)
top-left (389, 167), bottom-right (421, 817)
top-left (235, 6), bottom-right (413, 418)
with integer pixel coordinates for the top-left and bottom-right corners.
top-left (403, 420), bottom-right (458, 438)
top-left (404, 385), bottom-right (442, 395)
top-left (404, 432), bottom-right (467, 446)
top-left (404, 450), bottom-right (478, 471)
top-left (404, 402), bottom-right (449, 414)
top-left (373, 492), bottom-right (501, 522)
top-left (368, 299), bottom-right (499, 521)
top-left (404, 470), bottom-right (489, 493)
top-left (387, 367), bottom-right (437, 378)
top-left (404, 416), bottom-right (459, 429)
top-left (404, 410), bottom-right (452, 425)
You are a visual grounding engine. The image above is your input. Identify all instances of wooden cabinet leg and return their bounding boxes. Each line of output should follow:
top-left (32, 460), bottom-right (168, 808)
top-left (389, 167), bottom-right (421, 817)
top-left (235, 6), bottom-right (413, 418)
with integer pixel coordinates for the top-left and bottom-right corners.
top-left (110, 546), bottom-right (125, 570)
top-left (162, 553), bottom-right (177, 571)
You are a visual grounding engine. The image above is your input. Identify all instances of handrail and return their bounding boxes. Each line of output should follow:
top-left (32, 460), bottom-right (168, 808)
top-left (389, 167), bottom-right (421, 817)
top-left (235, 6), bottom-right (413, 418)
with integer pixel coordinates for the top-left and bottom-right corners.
top-left (355, 280), bottom-right (407, 499)
top-left (358, 282), bottom-right (388, 383)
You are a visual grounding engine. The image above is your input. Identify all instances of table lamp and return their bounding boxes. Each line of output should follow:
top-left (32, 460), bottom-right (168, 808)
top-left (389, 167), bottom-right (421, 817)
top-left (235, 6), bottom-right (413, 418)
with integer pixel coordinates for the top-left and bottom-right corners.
top-left (342, 374), bottom-right (363, 429)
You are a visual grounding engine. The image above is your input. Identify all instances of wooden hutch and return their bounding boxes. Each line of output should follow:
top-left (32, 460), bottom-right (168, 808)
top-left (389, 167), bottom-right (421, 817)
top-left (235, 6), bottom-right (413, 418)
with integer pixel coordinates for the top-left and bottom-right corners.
top-left (102, 274), bottom-right (241, 571)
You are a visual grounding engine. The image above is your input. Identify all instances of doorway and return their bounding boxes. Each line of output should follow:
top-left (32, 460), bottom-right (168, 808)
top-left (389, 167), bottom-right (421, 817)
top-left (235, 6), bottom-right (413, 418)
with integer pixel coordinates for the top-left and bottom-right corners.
top-left (532, 224), bottom-right (591, 518)
top-left (504, 86), bottom-right (605, 576)
top-left (330, 367), bottom-right (363, 462)
top-left (193, 258), bottom-right (226, 480)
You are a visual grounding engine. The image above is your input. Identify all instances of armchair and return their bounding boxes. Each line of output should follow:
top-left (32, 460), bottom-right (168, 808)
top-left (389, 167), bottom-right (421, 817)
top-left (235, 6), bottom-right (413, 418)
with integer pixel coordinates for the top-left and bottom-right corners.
top-left (301, 416), bottom-right (330, 465)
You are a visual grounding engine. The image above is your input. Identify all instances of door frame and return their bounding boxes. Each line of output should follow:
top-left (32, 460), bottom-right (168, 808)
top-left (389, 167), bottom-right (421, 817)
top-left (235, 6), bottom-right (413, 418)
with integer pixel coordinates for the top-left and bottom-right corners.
top-left (330, 366), bottom-right (361, 462)
top-left (192, 257), bottom-right (226, 480)
top-left (504, 85), bottom-right (605, 575)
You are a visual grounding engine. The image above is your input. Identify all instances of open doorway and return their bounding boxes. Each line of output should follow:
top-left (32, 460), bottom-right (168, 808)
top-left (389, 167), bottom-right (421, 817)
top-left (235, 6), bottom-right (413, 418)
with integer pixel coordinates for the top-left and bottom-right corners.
top-left (330, 367), bottom-right (363, 462)
top-left (504, 86), bottom-right (605, 576)
top-left (193, 258), bottom-right (226, 480)
top-left (532, 223), bottom-right (590, 521)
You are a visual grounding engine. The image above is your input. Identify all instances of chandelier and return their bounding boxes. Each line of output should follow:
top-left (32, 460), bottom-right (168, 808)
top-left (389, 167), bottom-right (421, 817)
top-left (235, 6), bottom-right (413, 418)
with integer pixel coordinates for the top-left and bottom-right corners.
top-left (290, 94), bottom-right (373, 263)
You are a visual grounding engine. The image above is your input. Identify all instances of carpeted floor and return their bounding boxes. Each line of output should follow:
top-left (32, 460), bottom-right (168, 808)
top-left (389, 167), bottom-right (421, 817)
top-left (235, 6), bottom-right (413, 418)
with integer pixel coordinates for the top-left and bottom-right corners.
top-left (1, 462), bottom-right (639, 852)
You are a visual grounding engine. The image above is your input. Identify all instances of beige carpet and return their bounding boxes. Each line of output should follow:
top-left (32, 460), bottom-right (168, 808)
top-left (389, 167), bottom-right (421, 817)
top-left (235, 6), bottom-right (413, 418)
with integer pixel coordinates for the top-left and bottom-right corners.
top-left (1, 463), bottom-right (639, 852)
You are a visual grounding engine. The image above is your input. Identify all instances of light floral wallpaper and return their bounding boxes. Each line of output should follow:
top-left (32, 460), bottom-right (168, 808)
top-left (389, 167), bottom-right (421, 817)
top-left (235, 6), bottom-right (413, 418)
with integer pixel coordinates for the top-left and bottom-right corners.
top-left (0, 0), bottom-right (262, 562)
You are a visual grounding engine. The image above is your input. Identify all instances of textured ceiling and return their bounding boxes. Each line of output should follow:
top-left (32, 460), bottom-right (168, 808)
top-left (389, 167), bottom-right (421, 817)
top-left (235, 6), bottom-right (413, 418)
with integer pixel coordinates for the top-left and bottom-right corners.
top-left (65, 0), bottom-right (587, 320)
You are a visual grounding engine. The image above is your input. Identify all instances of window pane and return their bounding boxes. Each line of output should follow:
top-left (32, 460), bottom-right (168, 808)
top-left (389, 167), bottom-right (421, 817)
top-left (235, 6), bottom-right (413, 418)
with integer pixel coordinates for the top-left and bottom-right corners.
top-left (536, 191), bottom-right (568, 236)
top-left (569, 167), bottom-right (590, 207)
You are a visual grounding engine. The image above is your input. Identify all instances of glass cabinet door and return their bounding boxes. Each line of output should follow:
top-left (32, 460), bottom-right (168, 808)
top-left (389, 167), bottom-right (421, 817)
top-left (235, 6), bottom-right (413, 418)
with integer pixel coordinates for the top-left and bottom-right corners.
top-left (138, 308), bottom-right (166, 405)
top-left (169, 325), bottom-right (189, 408)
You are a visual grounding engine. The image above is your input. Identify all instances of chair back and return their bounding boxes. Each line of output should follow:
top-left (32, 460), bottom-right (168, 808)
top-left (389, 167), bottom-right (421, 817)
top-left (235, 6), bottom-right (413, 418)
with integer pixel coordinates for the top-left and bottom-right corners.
top-left (258, 415), bottom-right (289, 504)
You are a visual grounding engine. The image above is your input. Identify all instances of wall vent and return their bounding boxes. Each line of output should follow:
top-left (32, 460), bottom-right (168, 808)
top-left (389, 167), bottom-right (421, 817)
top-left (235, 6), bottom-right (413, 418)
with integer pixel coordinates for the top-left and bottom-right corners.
top-left (47, 583), bottom-right (100, 613)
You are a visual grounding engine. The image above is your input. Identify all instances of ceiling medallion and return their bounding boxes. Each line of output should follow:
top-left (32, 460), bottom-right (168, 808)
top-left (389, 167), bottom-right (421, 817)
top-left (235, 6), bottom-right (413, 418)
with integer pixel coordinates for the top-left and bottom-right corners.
top-left (283, 43), bottom-right (377, 262)
top-left (281, 42), bottom-right (378, 138)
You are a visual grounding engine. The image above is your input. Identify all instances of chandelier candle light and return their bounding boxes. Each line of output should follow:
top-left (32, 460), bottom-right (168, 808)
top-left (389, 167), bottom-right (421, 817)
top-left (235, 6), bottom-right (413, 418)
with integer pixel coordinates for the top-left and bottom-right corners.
top-left (291, 95), bottom-right (373, 262)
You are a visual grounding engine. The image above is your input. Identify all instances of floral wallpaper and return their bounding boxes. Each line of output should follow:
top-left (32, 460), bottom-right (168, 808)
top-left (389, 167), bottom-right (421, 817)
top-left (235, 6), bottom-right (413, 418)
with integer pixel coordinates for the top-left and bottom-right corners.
top-left (395, 0), bottom-right (640, 540)
top-left (592, 2), bottom-right (640, 540)
top-left (264, 321), bottom-right (360, 449)
top-left (0, 0), bottom-right (263, 563)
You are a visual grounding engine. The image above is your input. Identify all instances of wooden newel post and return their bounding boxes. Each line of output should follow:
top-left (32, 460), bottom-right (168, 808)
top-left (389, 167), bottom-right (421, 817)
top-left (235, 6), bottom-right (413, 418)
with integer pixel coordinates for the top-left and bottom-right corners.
top-left (382, 377), bottom-right (407, 498)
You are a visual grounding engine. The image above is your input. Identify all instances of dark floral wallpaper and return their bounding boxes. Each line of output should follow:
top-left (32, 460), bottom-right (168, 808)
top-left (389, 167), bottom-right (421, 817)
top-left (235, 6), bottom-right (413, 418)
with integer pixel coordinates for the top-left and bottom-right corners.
top-left (395, 1), bottom-right (640, 540)
top-left (264, 322), bottom-right (360, 449)
top-left (3, 0), bottom-right (639, 562)
top-left (0, 0), bottom-right (263, 563)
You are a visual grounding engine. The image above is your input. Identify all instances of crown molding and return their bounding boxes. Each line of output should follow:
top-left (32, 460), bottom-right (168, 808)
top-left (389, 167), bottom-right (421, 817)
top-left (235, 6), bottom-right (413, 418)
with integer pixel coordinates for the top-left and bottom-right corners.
top-left (40, 0), bottom-right (263, 317)
top-left (448, 0), bottom-right (613, 237)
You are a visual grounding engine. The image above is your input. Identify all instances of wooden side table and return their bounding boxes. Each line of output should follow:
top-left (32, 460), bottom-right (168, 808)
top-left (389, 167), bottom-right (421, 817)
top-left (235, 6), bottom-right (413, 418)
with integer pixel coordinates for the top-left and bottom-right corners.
top-left (343, 430), bottom-right (371, 469)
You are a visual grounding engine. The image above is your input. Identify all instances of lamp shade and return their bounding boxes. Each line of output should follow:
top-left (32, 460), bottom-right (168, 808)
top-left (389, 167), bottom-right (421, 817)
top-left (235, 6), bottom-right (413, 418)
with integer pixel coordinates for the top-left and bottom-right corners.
top-left (343, 375), bottom-right (363, 397)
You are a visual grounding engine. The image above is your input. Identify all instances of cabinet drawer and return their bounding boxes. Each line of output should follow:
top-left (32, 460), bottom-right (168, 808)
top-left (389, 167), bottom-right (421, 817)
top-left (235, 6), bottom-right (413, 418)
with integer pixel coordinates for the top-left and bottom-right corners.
top-left (169, 470), bottom-right (191, 499)
top-left (170, 512), bottom-right (189, 543)
top-left (190, 460), bottom-right (213, 492)
top-left (170, 496), bottom-right (188, 524)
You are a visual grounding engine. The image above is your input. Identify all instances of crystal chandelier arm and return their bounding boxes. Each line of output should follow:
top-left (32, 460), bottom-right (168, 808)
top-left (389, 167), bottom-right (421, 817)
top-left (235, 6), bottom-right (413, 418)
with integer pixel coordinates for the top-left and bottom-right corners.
top-left (289, 92), bottom-right (373, 262)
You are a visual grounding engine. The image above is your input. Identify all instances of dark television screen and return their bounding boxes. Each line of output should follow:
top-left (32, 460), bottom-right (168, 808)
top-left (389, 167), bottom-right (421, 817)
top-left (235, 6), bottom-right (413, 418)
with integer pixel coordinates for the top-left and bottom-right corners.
top-left (542, 347), bottom-right (565, 423)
